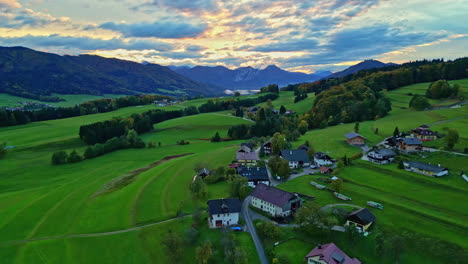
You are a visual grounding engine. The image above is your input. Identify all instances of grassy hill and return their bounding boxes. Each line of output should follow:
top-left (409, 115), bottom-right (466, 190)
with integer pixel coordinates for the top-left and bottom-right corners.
top-left (0, 84), bottom-right (467, 263)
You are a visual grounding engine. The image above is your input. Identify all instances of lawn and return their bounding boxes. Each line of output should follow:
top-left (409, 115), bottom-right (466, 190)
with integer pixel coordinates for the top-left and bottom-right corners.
top-left (258, 91), bottom-right (315, 115)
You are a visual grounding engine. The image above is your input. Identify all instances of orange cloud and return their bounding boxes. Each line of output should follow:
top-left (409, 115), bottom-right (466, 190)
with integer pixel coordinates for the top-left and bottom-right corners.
top-left (0, 0), bottom-right (21, 8)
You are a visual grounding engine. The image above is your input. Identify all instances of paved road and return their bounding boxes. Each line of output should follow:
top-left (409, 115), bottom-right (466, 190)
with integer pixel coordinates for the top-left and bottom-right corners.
top-left (0, 214), bottom-right (192, 246)
top-left (242, 196), bottom-right (269, 264)
top-left (428, 115), bottom-right (468, 126)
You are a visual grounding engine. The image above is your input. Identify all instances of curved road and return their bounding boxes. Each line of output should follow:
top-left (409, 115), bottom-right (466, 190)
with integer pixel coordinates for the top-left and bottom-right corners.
top-left (0, 214), bottom-right (192, 246)
top-left (242, 196), bottom-right (269, 264)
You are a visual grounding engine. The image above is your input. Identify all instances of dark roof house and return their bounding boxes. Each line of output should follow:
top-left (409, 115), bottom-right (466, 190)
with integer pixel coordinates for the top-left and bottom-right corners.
top-left (280, 149), bottom-right (310, 163)
top-left (405, 161), bottom-right (447, 173)
top-left (236, 151), bottom-right (259, 161)
top-left (241, 142), bottom-right (255, 149)
top-left (346, 208), bottom-right (376, 226)
top-left (315, 152), bottom-right (335, 161)
top-left (297, 144), bottom-right (311, 151)
top-left (305, 243), bottom-right (361, 264)
top-left (251, 183), bottom-right (298, 208)
top-left (344, 131), bottom-right (366, 140)
top-left (207, 198), bottom-right (241, 215)
top-left (237, 166), bottom-right (269, 181)
top-left (198, 168), bottom-right (210, 178)
top-left (399, 137), bottom-right (422, 145)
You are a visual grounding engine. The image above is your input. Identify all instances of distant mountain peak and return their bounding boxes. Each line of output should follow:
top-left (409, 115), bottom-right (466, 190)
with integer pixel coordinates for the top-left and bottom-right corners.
top-left (326, 59), bottom-right (398, 79)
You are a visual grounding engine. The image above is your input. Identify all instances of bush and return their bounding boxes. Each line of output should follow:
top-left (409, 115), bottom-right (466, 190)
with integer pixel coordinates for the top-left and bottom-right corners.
top-left (211, 132), bottom-right (221, 142)
top-left (67, 150), bottom-right (83, 163)
top-left (51, 151), bottom-right (68, 165)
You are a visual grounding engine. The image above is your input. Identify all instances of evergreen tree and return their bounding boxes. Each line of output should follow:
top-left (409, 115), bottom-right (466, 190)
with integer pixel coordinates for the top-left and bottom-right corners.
top-left (393, 127), bottom-right (400, 137)
top-left (354, 122), bottom-right (360, 133)
top-left (279, 105), bottom-right (286, 115)
top-left (211, 132), bottom-right (221, 142)
top-left (446, 128), bottom-right (459, 149)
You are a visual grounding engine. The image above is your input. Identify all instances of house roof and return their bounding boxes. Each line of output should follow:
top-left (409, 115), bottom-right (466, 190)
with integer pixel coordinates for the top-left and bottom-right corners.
top-left (297, 144), bottom-right (311, 151)
top-left (344, 131), bottom-right (366, 140)
top-left (237, 145), bottom-right (252, 153)
top-left (251, 183), bottom-right (298, 207)
top-left (405, 161), bottom-right (447, 173)
top-left (315, 151), bottom-right (334, 161)
top-left (280, 149), bottom-right (310, 163)
top-left (372, 148), bottom-right (396, 157)
top-left (346, 208), bottom-right (376, 225)
top-left (241, 142), bottom-right (255, 149)
top-left (400, 137), bottom-right (422, 145)
top-left (418, 124), bottom-right (429, 129)
top-left (320, 166), bottom-right (332, 173)
top-left (236, 151), bottom-right (259, 161)
top-left (198, 168), bottom-right (210, 176)
top-left (413, 128), bottom-right (436, 136)
top-left (262, 139), bottom-right (271, 146)
top-left (237, 166), bottom-right (269, 181)
top-left (305, 243), bottom-right (361, 264)
top-left (207, 198), bottom-right (241, 215)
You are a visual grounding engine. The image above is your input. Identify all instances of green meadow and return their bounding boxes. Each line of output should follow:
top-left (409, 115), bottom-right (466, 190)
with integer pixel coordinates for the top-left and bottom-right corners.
top-left (0, 83), bottom-right (467, 263)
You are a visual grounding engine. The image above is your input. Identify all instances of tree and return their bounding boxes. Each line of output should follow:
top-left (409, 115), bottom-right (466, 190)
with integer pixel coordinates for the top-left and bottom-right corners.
top-left (259, 145), bottom-right (266, 157)
top-left (0, 142), bottom-right (6, 159)
top-left (279, 105), bottom-right (286, 115)
top-left (162, 231), bottom-right (184, 262)
top-left (268, 156), bottom-right (290, 180)
top-left (271, 133), bottom-right (287, 155)
top-left (330, 179), bottom-right (344, 192)
top-left (234, 91), bottom-right (241, 97)
top-left (256, 221), bottom-right (282, 241)
top-left (67, 150), bottom-right (83, 163)
top-left (409, 95), bottom-right (430, 110)
top-left (398, 160), bottom-right (404, 169)
top-left (196, 240), bottom-right (213, 264)
top-left (51, 151), bottom-right (68, 165)
top-left (184, 227), bottom-right (199, 245)
top-left (229, 175), bottom-right (249, 199)
top-left (354, 122), bottom-right (360, 133)
top-left (446, 128), bottom-right (459, 149)
top-left (393, 126), bottom-right (400, 137)
top-left (374, 128), bottom-right (379, 134)
top-left (211, 132), bottom-right (221, 142)
top-left (298, 120), bottom-right (309, 135)
top-left (189, 176), bottom-right (207, 199)
top-left (295, 201), bottom-right (323, 233)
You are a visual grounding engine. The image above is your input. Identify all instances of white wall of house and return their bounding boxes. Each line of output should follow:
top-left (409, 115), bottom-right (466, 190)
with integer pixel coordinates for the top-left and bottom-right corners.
top-left (288, 161), bottom-right (299, 169)
top-left (209, 212), bottom-right (239, 228)
top-left (247, 180), bottom-right (270, 188)
top-left (314, 158), bottom-right (334, 166)
top-left (307, 256), bottom-right (327, 264)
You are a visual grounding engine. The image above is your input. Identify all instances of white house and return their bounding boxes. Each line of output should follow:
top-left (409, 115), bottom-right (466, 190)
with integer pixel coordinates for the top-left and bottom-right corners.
top-left (367, 149), bottom-right (396, 164)
top-left (280, 149), bottom-right (310, 169)
top-left (250, 183), bottom-right (302, 217)
top-left (314, 152), bottom-right (336, 167)
top-left (207, 198), bottom-right (241, 228)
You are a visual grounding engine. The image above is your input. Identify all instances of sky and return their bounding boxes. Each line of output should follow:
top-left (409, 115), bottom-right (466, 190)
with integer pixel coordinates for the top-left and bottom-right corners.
top-left (0, 0), bottom-right (467, 73)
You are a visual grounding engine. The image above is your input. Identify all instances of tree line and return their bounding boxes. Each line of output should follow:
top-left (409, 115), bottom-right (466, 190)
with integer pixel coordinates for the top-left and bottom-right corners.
top-left (0, 94), bottom-right (173, 127)
top-left (198, 93), bottom-right (278, 113)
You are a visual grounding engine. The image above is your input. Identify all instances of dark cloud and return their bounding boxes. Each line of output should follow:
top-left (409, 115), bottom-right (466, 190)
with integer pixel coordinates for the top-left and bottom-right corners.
top-left (185, 45), bottom-right (206, 52)
top-left (99, 20), bottom-right (207, 39)
top-left (137, 0), bottom-right (218, 12)
top-left (0, 10), bottom-right (63, 29)
top-left (0, 34), bottom-right (173, 51)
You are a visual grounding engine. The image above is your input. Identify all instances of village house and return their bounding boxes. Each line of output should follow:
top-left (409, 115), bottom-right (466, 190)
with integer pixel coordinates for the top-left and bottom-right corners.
top-left (320, 166), bottom-right (333, 174)
top-left (314, 152), bottom-right (336, 167)
top-left (344, 132), bottom-right (366, 146)
top-left (345, 208), bottom-right (376, 233)
top-left (412, 125), bottom-right (437, 141)
top-left (237, 145), bottom-right (252, 153)
top-left (198, 168), bottom-right (210, 179)
top-left (367, 149), bottom-right (396, 164)
top-left (250, 183), bottom-right (302, 217)
top-left (236, 151), bottom-right (259, 166)
top-left (241, 142), bottom-right (255, 150)
top-left (280, 149), bottom-right (310, 169)
top-left (403, 161), bottom-right (449, 177)
top-left (297, 144), bottom-right (311, 152)
top-left (237, 166), bottom-right (270, 187)
top-left (304, 243), bottom-right (361, 264)
top-left (262, 139), bottom-right (272, 155)
top-left (207, 198), bottom-right (241, 228)
top-left (397, 137), bottom-right (422, 152)
top-left (247, 106), bottom-right (259, 115)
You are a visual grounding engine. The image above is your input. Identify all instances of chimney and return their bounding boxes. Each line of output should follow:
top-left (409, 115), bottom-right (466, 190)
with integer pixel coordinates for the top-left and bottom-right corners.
top-left (317, 244), bottom-right (322, 249)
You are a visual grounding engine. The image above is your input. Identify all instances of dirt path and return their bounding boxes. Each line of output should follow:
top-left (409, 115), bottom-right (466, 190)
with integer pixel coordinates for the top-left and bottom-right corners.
top-left (0, 214), bottom-right (192, 246)
top-left (129, 153), bottom-right (193, 225)
top-left (428, 116), bottom-right (468, 126)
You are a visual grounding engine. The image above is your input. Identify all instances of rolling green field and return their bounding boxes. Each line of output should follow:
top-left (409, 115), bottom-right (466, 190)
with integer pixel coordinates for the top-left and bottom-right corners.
top-left (0, 108), bottom-right (257, 263)
top-left (0, 93), bottom-right (129, 108)
top-left (1, 82), bottom-right (467, 264)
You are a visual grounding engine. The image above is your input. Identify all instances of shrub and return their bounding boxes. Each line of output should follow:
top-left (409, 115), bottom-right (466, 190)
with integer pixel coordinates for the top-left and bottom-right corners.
top-left (67, 150), bottom-right (83, 163)
top-left (51, 151), bottom-right (68, 165)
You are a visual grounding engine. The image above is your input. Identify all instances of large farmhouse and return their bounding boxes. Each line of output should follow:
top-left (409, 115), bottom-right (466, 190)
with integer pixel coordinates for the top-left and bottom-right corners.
top-left (207, 198), bottom-right (241, 228)
top-left (345, 208), bottom-right (376, 233)
top-left (280, 149), bottom-right (310, 168)
top-left (367, 149), bottom-right (396, 164)
top-left (412, 125), bottom-right (437, 141)
top-left (262, 139), bottom-right (272, 155)
top-left (404, 161), bottom-right (449, 177)
top-left (236, 151), bottom-right (259, 166)
top-left (344, 132), bottom-right (366, 146)
top-left (250, 183), bottom-right (302, 217)
top-left (305, 243), bottom-right (361, 264)
top-left (237, 166), bottom-right (270, 187)
top-left (397, 138), bottom-right (423, 152)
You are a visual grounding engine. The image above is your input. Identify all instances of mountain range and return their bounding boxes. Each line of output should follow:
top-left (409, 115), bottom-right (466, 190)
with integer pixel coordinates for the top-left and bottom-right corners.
top-left (0, 46), bottom-right (218, 98)
top-left (168, 65), bottom-right (332, 91)
top-left (325, 59), bottom-right (398, 79)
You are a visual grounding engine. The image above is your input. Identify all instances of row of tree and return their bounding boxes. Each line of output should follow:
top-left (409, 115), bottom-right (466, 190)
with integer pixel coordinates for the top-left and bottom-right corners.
top-left (52, 130), bottom-right (145, 165)
top-left (0, 94), bottom-right (173, 127)
top-left (198, 93), bottom-right (279, 113)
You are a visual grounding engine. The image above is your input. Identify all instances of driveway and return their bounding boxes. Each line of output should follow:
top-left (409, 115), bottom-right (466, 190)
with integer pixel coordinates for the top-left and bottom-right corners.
top-left (242, 196), bottom-right (269, 264)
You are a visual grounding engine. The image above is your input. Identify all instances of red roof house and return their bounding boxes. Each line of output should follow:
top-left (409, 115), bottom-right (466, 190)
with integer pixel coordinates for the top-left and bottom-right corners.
top-left (305, 243), bottom-right (361, 264)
